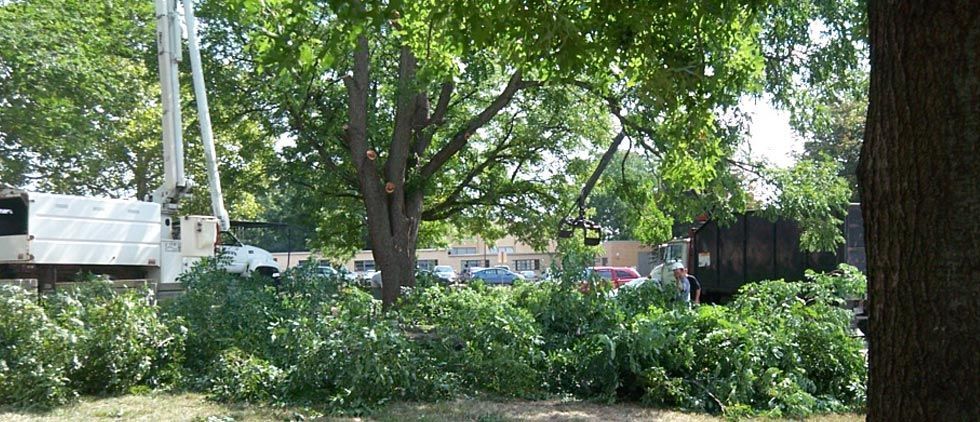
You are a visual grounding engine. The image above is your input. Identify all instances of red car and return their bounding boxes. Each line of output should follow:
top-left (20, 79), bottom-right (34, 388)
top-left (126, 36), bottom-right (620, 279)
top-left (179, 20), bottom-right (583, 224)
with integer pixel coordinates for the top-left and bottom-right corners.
top-left (587, 266), bottom-right (643, 289)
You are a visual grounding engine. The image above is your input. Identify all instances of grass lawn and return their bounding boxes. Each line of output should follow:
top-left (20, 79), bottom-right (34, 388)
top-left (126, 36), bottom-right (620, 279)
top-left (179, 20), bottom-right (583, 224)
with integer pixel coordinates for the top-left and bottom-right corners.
top-left (0, 393), bottom-right (864, 421)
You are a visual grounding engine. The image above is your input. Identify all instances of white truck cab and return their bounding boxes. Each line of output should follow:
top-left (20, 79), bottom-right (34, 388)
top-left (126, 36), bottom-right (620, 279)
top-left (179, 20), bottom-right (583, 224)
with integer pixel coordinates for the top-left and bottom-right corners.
top-left (649, 239), bottom-right (689, 283)
top-left (217, 231), bottom-right (280, 278)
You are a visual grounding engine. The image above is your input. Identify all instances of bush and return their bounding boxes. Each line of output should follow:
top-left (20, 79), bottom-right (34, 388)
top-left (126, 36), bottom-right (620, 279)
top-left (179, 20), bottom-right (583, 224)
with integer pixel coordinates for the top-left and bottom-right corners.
top-left (44, 281), bottom-right (185, 395)
top-left (400, 285), bottom-right (544, 397)
top-left (162, 261), bottom-right (285, 373)
top-left (2, 261), bottom-right (865, 416)
top-left (165, 264), bottom-right (455, 411)
top-left (280, 287), bottom-right (454, 409)
top-left (618, 273), bottom-right (867, 417)
top-left (0, 285), bottom-right (75, 408)
top-left (512, 280), bottom-right (625, 399)
top-left (208, 348), bottom-right (286, 403)
top-left (0, 280), bottom-right (184, 408)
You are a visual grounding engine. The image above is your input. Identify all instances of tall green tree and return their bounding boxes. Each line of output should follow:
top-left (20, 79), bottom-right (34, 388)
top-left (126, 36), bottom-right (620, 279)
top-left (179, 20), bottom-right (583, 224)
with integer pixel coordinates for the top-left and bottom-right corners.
top-left (198, 0), bottom-right (865, 307)
top-left (0, 0), bottom-right (159, 196)
top-left (799, 77), bottom-right (867, 201)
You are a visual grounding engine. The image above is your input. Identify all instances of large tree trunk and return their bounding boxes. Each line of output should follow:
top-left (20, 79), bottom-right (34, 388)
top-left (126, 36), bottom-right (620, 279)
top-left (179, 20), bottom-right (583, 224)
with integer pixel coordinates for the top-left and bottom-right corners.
top-left (370, 227), bottom-right (418, 308)
top-left (861, 1), bottom-right (979, 420)
top-left (369, 192), bottom-right (422, 308)
top-left (344, 35), bottom-right (428, 309)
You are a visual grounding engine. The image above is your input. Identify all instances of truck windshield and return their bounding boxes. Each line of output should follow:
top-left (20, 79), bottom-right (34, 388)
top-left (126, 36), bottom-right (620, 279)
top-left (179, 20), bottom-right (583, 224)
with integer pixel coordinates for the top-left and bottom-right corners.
top-left (651, 246), bottom-right (666, 266)
top-left (666, 243), bottom-right (685, 263)
top-left (217, 231), bottom-right (243, 247)
top-left (0, 197), bottom-right (28, 237)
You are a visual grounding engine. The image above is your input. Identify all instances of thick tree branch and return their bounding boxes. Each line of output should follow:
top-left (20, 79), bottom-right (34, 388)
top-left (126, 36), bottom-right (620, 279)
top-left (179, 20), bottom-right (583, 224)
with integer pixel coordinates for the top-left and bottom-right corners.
top-left (413, 82), bottom-right (455, 156)
top-left (572, 80), bottom-right (665, 159)
top-left (577, 130), bottom-right (627, 209)
top-left (419, 70), bottom-right (537, 180)
top-left (343, 36), bottom-right (373, 171)
top-left (428, 82), bottom-right (454, 127)
top-left (383, 46), bottom-right (430, 241)
top-left (421, 110), bottom-right (522, 219)
top-left (344, 33), bottom-right (392, 240)
top-left (385, 46), bottom-right (421, 187)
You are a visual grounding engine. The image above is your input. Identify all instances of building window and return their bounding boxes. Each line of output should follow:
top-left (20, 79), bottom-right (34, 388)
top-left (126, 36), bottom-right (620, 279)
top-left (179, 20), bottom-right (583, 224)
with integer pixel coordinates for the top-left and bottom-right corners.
top-left (515, 259), bottom-right (540, 271)
top-left (489, 246), bottom-right (515, 253)
top-left (416, 259), bottom-right (438, 271)
top-left (354, 260), bottom-right (376, 272)
top-left (461, 259), bottom-right (484, 269)
top-left (450, 247), bottom-right (478, 255)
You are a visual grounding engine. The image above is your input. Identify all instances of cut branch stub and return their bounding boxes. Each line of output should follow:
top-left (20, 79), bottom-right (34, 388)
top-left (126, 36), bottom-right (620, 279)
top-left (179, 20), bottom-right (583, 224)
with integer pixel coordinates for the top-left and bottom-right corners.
top-left (367, 149), bottom-right (378, 160)
top-left (385, 182), bottom-right (396, 193)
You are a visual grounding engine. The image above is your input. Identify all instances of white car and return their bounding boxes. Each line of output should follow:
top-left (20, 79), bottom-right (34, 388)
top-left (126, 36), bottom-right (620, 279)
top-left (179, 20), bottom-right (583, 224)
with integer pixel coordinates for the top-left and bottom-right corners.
top-left (433, 265), bottom-right (458, 283)
top-left (519, 270), bottom-right (537, 281)
top-left (316, 265), bottom-right (358, 282)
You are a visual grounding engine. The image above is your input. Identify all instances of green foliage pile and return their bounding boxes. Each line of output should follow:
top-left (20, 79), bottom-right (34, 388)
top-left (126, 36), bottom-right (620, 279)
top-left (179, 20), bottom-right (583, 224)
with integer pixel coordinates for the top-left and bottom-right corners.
top-left (0, 281), bottom-right (184, 408)
top-left (1, 264), bottom-right (865, 417)
top-left (0, 285), bottom-right (75, 407)
top-left (399, 285), bottom-right (545, 397)
top-left (163, 262), bottom-right (454, 411)
top-left (621, 280), bottom-right (866, 418)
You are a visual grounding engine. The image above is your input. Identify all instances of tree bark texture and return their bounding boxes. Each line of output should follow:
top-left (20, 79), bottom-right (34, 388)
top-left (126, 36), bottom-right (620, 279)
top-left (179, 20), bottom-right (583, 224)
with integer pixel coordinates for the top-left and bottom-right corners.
top-left (861, 1), bottom-right (979, 420)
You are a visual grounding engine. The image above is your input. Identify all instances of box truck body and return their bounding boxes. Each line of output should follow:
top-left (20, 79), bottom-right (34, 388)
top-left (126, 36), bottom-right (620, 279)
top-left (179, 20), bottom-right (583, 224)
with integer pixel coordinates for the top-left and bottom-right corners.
top-left (0, 189), bottom-right (162, 267)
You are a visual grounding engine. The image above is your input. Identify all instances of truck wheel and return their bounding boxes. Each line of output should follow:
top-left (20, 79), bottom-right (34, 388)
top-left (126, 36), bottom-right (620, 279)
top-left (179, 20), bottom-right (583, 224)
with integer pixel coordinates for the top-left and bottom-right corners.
top-left (254, 267), bottom-right (281, 285)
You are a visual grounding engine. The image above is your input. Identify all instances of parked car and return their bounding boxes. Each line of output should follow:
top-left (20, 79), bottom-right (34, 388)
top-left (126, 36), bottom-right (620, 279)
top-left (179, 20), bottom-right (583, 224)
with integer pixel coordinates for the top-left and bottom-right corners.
top-left (315, 265), bottom-right (358, 282)
top-left (433, 265), bottom-right (458, 284)
top-left (370, 269), bottom-right (446, 288)
top-left (519, 270), bottom-right (537, 281)
top-left (586, 266), bottom-right (644, 289)
top-left (470, 268), bottom-right (525, 285)
top-left (460, 266), bottom-right (486, 282)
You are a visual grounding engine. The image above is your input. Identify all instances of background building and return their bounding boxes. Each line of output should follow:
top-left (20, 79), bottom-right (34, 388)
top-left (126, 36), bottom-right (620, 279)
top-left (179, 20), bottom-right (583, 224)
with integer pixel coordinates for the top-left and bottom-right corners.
top-left (271, 236), bottom-right (653, 277)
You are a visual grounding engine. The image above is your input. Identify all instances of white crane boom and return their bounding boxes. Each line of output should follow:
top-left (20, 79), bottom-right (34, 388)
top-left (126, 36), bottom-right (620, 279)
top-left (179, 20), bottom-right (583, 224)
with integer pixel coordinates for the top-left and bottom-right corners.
top-left (183, 0), bottom-right (230, 231)
top-left (152, 0), bottom-right (188, 206)
top-left (150, 0), bottom-right (230, 232)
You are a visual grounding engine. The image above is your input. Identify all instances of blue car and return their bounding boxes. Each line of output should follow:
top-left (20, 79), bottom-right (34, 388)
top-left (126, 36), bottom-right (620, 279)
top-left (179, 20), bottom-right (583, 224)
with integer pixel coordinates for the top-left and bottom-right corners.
top-left (470, 268), bottom-right (525, 285)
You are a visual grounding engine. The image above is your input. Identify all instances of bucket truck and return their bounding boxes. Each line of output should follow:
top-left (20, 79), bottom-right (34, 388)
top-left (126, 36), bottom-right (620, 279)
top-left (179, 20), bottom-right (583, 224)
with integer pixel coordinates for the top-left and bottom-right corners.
top-left (0, 0), bottom-right (279, 295)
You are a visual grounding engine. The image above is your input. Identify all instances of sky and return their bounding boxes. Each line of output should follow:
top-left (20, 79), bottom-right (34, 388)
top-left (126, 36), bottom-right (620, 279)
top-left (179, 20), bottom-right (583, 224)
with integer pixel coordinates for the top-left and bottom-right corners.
top-left (742, 97), bottom-right (801, 168)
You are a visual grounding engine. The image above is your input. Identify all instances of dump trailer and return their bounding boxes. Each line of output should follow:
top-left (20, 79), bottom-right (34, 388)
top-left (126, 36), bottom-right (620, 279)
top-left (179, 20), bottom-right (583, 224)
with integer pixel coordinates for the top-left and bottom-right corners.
top-left (644, 204), bottom-right (865, 301)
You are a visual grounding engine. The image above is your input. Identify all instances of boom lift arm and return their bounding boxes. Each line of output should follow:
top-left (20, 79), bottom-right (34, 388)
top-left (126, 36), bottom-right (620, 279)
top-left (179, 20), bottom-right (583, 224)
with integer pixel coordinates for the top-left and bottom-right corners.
top-left (149, 0), bottom-right (230, 231)
top-left (558, 131), bottom-right (627, 246)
